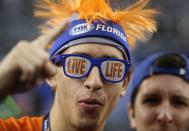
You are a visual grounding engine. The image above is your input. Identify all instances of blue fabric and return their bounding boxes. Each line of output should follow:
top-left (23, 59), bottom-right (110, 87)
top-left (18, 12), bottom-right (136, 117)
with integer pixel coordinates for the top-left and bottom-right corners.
top-left (50, 19), bottom-right (131, 60)
top-left (127, 52), bottom-right (189, 103)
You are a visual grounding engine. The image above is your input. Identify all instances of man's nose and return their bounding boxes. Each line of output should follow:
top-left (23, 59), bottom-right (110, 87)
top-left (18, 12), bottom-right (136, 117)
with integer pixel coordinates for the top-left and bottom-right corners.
top-left (84, 67), bottom-right (103, 91)
top-left (157, 102), bottom-right (173, 124)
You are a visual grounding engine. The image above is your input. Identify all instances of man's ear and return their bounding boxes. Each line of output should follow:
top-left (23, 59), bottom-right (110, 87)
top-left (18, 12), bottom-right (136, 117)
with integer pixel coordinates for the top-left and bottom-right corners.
top-left (46, 76), bottom-right (57, 93)
top-left (128, 103), bottom-right (137, 129)
top-left (120, 72), bottom-right (131, 97)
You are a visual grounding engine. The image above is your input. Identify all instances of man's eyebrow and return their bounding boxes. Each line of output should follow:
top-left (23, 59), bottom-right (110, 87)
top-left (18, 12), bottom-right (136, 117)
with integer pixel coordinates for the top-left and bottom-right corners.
top-left (69, 52), bottom-right (120, 59)
top-left (61, 52), bottom-right (89, 56)
top-left (172, 95), bottom-right (189, 101)
top-left (100, 55), bottom-right (120, 59)
top-left (70, 52), bottom-right (91, 56)
top-left (141, 92), bottom-right (160, 98)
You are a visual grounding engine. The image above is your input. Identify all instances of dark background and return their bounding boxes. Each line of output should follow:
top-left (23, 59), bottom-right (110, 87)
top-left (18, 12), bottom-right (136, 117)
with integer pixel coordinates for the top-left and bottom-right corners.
top-left (0, 0), bottom-right (189, 130)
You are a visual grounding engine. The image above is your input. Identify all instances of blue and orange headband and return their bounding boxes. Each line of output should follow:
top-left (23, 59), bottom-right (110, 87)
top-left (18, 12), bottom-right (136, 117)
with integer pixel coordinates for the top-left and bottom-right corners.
top-left (50, 19), bottom-right (131, 61)
top-left (34, 0), bottom-right (158, 60)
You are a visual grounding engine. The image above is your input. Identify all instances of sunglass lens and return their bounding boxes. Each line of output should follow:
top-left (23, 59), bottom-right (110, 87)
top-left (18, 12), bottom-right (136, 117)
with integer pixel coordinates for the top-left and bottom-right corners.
top-left (101, 60), bottom-right (126, 82)
top-left (64, 56), bottom-right (91, 78)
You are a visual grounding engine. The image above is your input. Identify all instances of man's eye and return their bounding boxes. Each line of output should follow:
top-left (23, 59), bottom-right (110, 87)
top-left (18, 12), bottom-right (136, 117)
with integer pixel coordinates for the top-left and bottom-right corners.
top-left (142, 98), bottom-right (160, 106)
top-left (172, 100), bottom-right (188, 108)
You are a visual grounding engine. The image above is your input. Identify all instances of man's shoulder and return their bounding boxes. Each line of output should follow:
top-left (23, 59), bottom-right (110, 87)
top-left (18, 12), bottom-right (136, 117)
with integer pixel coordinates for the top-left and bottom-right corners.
top-left (0, 115), bottom-right (44, 131)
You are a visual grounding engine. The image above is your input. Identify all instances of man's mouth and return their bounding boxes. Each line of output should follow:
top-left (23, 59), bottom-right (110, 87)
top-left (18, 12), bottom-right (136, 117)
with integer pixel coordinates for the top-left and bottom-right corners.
top-left (78, 98), bottom-right (103, 113)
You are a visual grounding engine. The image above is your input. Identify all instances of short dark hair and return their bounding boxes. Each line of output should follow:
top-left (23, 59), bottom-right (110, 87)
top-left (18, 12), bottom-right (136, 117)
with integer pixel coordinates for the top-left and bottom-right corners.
top-left (153, 53), bottom-right (186, 68)
top-left (131, 53), bottom-right (186, 106)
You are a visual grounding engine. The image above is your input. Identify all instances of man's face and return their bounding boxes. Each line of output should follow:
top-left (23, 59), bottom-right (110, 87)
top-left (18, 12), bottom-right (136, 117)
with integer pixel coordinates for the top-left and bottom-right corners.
top-left (128, 75), bottom-right (189, 131)
top-left (53, 43), bottom-right (127, 129)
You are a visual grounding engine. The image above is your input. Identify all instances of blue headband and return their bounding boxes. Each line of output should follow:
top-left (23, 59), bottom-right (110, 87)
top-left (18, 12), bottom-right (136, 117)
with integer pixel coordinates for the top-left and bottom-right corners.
top-left (127, 52), bottom-right (189, 103)
top-left (50, 19), bottom-right (131, 61)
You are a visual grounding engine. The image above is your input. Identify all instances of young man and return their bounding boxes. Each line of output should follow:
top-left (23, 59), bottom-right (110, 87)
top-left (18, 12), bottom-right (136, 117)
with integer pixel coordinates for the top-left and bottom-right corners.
top-left (127, 52), bottom-right (189, 131)
top-left (0, 0), bottom-right (157, 130)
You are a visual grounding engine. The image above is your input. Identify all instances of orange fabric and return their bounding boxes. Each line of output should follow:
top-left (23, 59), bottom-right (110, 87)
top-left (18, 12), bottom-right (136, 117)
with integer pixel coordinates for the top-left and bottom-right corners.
top-left (0, 116), bottom-right (44, 131)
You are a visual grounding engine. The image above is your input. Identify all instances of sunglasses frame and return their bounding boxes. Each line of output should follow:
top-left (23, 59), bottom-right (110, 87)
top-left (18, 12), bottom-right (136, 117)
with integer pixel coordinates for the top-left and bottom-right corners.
top-left (53, 54), bottom-right (131, 83)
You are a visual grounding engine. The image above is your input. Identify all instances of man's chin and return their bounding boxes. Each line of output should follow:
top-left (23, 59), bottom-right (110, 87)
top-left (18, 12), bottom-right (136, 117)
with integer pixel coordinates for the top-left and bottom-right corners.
top-left (75, 118), bottom-right (99, 130)
top-left (73, 105), bottom-right (104, 129)
top-left (148, 124), bottom-right (178, 131)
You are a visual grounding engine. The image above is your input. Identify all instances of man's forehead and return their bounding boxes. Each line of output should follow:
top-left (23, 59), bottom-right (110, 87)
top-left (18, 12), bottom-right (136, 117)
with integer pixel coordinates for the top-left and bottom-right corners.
top-left (139, 75), bottom-right (189, 96)
top-left (62, 43), bottom-right (124, 59)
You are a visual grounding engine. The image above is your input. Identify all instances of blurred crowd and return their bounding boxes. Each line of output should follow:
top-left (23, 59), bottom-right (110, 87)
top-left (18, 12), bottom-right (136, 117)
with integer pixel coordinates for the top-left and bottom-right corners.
top-left (0, 0), bottom-right (189, 131)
